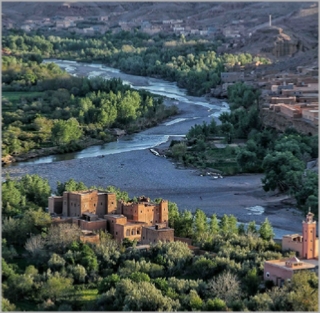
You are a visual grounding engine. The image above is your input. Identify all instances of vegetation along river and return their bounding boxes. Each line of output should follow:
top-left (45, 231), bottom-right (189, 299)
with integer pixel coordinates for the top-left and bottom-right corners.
top-left (3, 59), bottom-right (304, 238)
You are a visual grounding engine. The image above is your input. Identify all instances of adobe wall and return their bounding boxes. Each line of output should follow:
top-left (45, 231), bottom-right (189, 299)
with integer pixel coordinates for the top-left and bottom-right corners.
top-left (264, 262), bottom-right (293, 285)
top-left (121, 203), bottom-right (135, 220)
top-left (136, 203), bottom-right (159, 225)
top-left (159, 200), bottom-right (169, 225)
top-left (48, 197), bottom-right (63, 214)
top-left (280, 105), bottom-right (301, 118)
top-left (106, 193), bottom-right (117, 214)
top-left (302, 221), bottom-right (317, 259)
top-left (105, 215), bottom-right (127, 235)
top-left (96, 193), bottom-right (117, 217)
top-left (174, 236), bottom-right (193, 245)
top-left (141, 227), bottom-right (174, 245)
top-left (62, 192), bottom-right (69, 216)
top-left (79, 190), bottom-right (98, 215)
top-left (114, 223), bottom-right (143, 242)
top-left (76, 218), bottom-right (107, 231)
top-left (69, 193), bottom-right (82, 217)
top-left (96, 193), bottom-right (107, 217)
top-left (119, 201), bottom-right (168, 226)
top-left (282, 237), bottom-right (303, 257)
top-left (271, 97), bottom-right (296, 104)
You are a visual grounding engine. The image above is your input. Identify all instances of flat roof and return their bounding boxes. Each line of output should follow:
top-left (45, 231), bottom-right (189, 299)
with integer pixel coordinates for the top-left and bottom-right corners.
top-left (82, 212), bottom-right (98, 217)
top-left (106, 214), bottom-right (126, 218)
top-left (125, 221), bottom-right (147, 226)
top-left (145, 226), bottom-right (173, 231)
top-left (265, 259), bottom-right (316, 271)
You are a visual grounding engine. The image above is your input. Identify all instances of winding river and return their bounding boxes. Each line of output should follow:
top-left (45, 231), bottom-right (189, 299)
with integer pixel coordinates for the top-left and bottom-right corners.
top-left (4, 59), bottom-right (304, 238)
top-left (9, 59), bottom-right (230, 166)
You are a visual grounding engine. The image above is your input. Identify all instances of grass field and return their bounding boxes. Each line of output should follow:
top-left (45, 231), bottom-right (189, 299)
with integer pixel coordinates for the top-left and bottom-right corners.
top-left (2, 91), bottom-right (44, 102)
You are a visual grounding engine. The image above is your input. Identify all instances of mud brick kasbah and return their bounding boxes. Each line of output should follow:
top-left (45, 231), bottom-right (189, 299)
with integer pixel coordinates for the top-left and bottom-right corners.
top-left (48, 190), bottom-right (174, 244)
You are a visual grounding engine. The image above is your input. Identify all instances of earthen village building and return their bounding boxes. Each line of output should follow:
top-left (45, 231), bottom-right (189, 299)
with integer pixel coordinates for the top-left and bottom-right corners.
top-left (48, 190), bottom-right (174, 244)
top-left (264, 211), bottom-right (319, 286)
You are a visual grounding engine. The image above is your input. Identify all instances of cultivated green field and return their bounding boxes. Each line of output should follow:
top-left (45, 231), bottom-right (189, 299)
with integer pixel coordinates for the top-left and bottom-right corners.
top-left (2, 91), bottom-right (44, 102)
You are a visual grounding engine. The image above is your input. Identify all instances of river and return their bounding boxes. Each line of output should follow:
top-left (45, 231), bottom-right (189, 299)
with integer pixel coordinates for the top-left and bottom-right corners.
top-left (9, 59), bottom-right (230, 166)
top-left (3, 59), bottom-right (304, 238)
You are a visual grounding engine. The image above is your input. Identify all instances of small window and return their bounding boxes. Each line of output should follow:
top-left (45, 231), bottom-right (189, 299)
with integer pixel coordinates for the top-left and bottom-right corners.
top-left (112, 220), bottom-right (114, 223)
top-left (101, 202), bottom-right (103, 205)
top-left (116, 232), bottom-right (118, 235)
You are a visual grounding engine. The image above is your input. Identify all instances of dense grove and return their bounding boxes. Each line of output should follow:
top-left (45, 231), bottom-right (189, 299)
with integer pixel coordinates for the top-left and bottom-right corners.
top-left (2, 30), bottom-right (270, 96)
top-left (2, 175), bottom-right (318, 311)
top-left (2, 55), bottom-right (177, 157)
top-left (169, 82), bottom-right (318, 215)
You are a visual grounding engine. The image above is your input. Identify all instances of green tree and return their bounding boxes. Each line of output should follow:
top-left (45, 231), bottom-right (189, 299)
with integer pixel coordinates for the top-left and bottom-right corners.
top-left (56, 178), bottom-right (88, 195)
top-left (48, 253), bottom-right (66, 271)
top-left (122, 280), bottom-right (180, 311)
top-left (243, 267), bottom-right (260, 296)
top-left (204, 298), bottom-right (227, 311)
top-left (193, 208), bottom-right (208, 243)
top-left (51, 118), bottom-right (82, 145)
top-left (294, 170), bottom-right (318, 213)
top-left (209, 214), bottom-right (220, 235)
top-left (259, 218), bottom-right (274, 241)
top-left (261, 151), bottom-right (305, 193)
top-left (168, 201), bottom-right (180, 229)
top-left (247, 220), bottom-right (257, 235)
top-left (129, 272), bottom-right (151, 283)
top-left (98, 274), bottom-right (120, 294)
top-left (40, 274), bottom-right (73, 302)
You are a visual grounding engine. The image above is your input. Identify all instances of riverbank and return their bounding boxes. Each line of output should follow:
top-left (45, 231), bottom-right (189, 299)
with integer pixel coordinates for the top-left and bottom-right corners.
top-left (2, 138), bottom-right (105, 166)
top-left (2, 146), bottom-right (303, 237)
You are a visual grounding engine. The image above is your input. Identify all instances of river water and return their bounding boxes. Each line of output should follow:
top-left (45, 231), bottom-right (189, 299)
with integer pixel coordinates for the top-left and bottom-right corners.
top-left (9, 59), bottom-right (230, 166)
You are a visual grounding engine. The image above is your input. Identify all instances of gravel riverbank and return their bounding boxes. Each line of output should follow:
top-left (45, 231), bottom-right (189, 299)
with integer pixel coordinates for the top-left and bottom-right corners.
top-left (3, 147), bottom-right (303, 236)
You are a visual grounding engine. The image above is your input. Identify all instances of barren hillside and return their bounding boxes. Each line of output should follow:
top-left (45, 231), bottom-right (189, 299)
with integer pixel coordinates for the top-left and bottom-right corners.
top-left (2, 1), bottom-right (318, 65)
